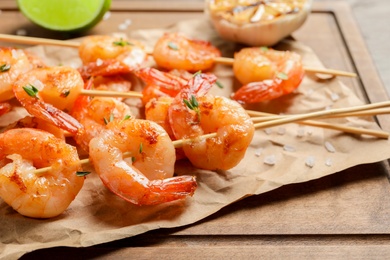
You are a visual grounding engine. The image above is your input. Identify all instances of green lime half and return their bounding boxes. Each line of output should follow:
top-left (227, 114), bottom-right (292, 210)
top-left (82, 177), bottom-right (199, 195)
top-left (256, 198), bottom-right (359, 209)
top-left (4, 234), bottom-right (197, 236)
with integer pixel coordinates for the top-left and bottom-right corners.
top-left (17, 0), bottom-right (111, 32)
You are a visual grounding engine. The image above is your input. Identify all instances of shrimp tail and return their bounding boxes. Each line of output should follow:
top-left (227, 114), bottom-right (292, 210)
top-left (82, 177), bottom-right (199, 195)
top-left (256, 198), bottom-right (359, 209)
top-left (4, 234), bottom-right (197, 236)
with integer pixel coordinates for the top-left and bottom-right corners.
top-left (182, 73), bottom-right (217, 99)
top-left (21, 98), bottom-right (83, 134)
top-left (231, 79), bottom-right (285, 104)
top-left (141, 175), bottom-right (197, 205)
top-left (78, 60), bottom-right (133, 80)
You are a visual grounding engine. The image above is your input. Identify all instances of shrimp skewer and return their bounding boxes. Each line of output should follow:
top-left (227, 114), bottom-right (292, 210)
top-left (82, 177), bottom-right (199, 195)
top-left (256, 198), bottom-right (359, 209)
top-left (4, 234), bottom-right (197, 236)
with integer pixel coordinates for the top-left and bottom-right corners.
top-left (0, 33), bottom-right (356, 78)
top-left (89, 118), bottom-right (197, 206)
top-left (0, 47), bottom-right (45, 103)
top-left (12, 66), bottom-right (84, 134)
top-left (231, 47), bottom-right (305, 103)
top-left (168, 72), bottom-right (255, 170)
top-left (0, 128), bottom-right (84, 218)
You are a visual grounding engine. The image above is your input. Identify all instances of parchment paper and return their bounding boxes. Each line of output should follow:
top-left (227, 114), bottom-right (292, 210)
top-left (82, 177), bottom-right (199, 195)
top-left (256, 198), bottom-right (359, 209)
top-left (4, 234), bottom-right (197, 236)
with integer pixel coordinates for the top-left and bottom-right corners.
top-left (2, 18), bottom-right (390, 259)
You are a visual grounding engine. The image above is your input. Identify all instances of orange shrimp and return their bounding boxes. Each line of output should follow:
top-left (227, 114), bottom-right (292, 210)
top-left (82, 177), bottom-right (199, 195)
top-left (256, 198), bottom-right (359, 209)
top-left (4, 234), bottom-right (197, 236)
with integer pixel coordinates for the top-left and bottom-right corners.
top-left (0, 128), bottom-right (84, 218)
top-left (0, 102), bottom-right (11, 116)
top-left (2, 115), bottom-right (66, 140)
top-left (71, 91), bottom-right (133, 153)
top-left (231, 47), bottom-right (305, 103)
top-left (168, 73), bottom-right (254, 170)
top-left (12, 66), bottom-right (84, 134)
top-left (135, 67), bottom-right (188, 104)
top-left (152, 32), bottom-right (221, 72)
top-left (89, 118), bottom-right (197, 206)
top-left (78, 35), bottom-right (148, 79)
top-left (0, 47), bottom-right (45, 102)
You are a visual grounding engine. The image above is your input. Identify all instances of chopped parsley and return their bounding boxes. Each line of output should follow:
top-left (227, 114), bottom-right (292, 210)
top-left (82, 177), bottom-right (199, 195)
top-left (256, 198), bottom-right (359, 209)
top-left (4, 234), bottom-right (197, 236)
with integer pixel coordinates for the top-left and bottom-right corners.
top-left (183, 95), bottom-right (200, 121)
top-left (276, 72), bottom-right (288, 80)
top-left (113, 38), bottom-right (132, 47)
top-left (76, 171), bottom-right (91, 177)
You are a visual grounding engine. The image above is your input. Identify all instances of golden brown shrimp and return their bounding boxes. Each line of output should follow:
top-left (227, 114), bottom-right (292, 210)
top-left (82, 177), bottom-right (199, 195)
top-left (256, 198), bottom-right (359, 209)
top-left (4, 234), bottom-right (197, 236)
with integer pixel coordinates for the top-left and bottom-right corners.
top-left (1, 115), bottom-right (65, 140)
top-left (88, 118), bottom-right (197, 206)
top-left (12, 66), bottom-right (84, 134)
top-left (152, 32), bottom-right (221, 72)
top-left (135, 67), bottom-right (188, 104)
top-left (71, 90), bottom-right (133, 153)
top-left (168, 73), bottom-right (255, 170)
top-left (0, 128), bottom-right (84, 218)
top-left (78, 35), bottom-right (148, 79)
top-left (0, 47), bottom-right (45, 102)
top-left (231, 47), bottom-right (305, 103)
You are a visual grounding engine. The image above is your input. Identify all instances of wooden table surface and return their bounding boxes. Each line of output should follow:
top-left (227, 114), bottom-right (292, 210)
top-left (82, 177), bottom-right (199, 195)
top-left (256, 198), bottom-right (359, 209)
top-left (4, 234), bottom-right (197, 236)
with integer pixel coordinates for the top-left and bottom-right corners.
top-left (0, 1), bottom-right (390, 259)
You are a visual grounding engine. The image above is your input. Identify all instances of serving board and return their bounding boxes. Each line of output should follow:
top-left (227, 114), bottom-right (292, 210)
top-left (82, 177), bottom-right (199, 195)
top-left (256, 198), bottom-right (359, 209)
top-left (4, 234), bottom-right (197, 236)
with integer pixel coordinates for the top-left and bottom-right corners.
top-left (1, 1), bottom-right (390, 259)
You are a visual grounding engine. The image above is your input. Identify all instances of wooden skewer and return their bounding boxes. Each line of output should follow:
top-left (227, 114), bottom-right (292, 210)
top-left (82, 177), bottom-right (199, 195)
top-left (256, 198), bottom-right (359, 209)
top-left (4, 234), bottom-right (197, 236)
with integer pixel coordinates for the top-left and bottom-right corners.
top-left (80, 89), bottom-right (143, 98)
top-left (35, 101), bottom-right (390, 175)
top-left (0, 33), bottom-right (357, 78)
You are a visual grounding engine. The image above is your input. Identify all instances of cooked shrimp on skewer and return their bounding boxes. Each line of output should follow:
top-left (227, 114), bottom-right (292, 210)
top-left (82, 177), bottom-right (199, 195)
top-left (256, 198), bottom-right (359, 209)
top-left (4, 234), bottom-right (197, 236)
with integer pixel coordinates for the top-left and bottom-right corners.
top-left (153, 32), bottom-right (221, 72)
top-left (0, 128), bottom-right (84, 218)
top-left (78, 35), bottom-right (148, 79)
top-left (12, 66), bottom-right (84, 134)
top-left (0, 47), bottom-right (45, 102)
top-left (168, 73), bottom-right (255, 170)
top-left (135, 67), bottom-right (188, 104)
top-left (2, 115), bottom-right (66, 140)
top-left (89, 118), bottom-right (197, 206)
top-left (71, 86), bottom-right (133, 153)
top-left (231, 47), bottom-right (305, 103)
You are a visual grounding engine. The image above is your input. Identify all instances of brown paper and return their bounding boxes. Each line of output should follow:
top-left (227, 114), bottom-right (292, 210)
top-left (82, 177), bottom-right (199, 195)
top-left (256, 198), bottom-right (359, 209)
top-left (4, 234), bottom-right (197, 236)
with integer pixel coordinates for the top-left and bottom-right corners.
top-left (2, 18), bottom-right (390, 259)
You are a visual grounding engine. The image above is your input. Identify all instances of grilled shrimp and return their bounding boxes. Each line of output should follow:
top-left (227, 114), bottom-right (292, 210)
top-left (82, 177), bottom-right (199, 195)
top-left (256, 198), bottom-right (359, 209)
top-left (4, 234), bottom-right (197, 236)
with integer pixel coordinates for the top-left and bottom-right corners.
top-left (12, 66), bottom-right (84, 134)
top-left (0, 128), bottom-right (84, 218)
top-left (168, 73), bottom-right (255, 170)
top-left (88, 118), bottom-right (197, 206)
top-left (231, 47), bottom-right (305, 103)
top-left (152, 32), bottom-right (221, 72)
top-left (0, 47), bottom-right (45, 102)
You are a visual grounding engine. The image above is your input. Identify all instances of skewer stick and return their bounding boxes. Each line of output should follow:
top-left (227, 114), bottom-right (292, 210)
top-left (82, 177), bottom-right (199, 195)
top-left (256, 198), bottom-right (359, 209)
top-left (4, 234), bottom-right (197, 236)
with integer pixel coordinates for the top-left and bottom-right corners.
top-left (35, 101), bottom-right (390, 175)
top-left (0, 34), bottom-right (356, 78)
top-left (80, 89), bottom-right (143, 98)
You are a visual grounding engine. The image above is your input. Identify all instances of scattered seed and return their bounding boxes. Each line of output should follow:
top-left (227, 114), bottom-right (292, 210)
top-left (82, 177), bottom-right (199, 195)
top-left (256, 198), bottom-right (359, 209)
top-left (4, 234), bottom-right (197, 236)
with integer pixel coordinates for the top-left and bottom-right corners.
top-left (277, 127), bottom-right (286, 135)
top-left (330, 92), bottom-right (340, 101)
top-left (103, 11), bottom-right (111, 20)
top-left (297, 127), bottom-right (305, 137)
top-left (16, 29), bottom-right (27, 36)
top-left (254, 148), bottom-right (263, 157)
top-left (264, 128), bottom-right (272, 135)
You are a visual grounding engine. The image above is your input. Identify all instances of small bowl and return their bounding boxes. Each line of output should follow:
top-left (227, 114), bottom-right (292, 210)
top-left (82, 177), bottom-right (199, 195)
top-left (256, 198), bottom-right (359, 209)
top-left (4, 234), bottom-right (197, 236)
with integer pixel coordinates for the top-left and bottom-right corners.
top-left (205, 0), bottom-right (313, 46)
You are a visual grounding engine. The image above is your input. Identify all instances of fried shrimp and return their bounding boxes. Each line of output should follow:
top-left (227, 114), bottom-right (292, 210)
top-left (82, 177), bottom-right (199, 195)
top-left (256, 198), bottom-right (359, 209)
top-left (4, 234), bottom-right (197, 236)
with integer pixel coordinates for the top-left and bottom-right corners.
top-left (231, 47), bottom-right (305, 103)
top-left (12, 66), bottom-right (84, 134)
top-left (0, 128), bottom-right (84, 218)
top-left (152, 32), bottom-right (221, 72)
top-left (78, 35), bottom-right (148, 79)
top-left (89, 119), bottom-right (197, 206)
top-left (169, 73), bottom-right (255, 170)
top-left (0, 47), bottom-right (45, 102)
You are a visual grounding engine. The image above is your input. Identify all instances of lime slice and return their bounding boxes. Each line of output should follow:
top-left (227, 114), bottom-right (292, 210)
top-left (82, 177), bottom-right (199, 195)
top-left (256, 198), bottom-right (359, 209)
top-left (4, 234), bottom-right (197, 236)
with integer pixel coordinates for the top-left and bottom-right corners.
top-left (17, 0), bottom-right (111, 32)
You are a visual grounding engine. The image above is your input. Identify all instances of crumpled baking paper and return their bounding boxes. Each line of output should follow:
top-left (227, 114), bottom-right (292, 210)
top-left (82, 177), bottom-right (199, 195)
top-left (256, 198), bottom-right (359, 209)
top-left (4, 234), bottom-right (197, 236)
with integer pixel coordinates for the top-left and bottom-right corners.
top-left (1, 18), bottom-right (390, 259)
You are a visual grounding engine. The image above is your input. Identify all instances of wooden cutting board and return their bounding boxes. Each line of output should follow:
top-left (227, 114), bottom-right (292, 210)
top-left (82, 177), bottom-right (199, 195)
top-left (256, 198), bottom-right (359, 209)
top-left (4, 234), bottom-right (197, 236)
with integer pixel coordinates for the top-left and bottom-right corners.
top-left (1, 1), bottom-right (389, 259)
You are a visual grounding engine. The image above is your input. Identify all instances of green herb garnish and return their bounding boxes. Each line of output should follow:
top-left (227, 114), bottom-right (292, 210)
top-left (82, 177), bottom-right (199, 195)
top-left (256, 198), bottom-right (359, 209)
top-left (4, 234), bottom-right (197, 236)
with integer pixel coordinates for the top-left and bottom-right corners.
top-left (76, 171), bottom-right (91, 177)
top-left (113, 38), bottom-right (132, 47)
top-left (215, 80), bottom-right (224, 89)
top-left (276, 72), bottom-right (288, 80)
top-left (131, 157), bottom-right (136, 163)
top-left (168, 41), bottom-right (179, 50)
top-left (119, 114), bottom-right (131, 124)
top-left (139, 143), bottom-right (143, 154)
top-left (61, 90), bottom-right (70, 98)
top-left (192, 71), bottom-right (202, 77)
top-left (103, 113), bottom-right (115, 125)
top-left (183, 95), bottom-right (200, 121)
top-left (23, 84), bottom-right (39, 98)
top-left (0, 63), bottom-right (11, 72)
top-left (260, 46), bottom-right (269, 52)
